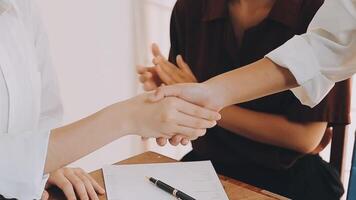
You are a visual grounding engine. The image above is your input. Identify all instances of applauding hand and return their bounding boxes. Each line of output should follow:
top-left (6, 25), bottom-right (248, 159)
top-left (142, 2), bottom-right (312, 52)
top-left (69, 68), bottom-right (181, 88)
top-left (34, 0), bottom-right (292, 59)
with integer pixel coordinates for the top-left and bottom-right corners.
top-left (138, 43), bottom-right (197, 91)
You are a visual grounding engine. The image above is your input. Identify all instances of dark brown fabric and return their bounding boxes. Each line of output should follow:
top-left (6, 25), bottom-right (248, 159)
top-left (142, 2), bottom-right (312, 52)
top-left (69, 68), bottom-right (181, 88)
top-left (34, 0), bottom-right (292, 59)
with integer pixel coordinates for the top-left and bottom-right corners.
top-left (169, 0), bottom-right (351, 170)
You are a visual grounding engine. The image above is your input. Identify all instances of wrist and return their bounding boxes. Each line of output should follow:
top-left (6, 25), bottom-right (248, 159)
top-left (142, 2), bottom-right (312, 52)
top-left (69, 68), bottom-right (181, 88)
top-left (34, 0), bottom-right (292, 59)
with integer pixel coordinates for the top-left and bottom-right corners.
top-left (101, 101), bottom-right (134, 137)
top-left (202, 80), bottom-right (228, 110)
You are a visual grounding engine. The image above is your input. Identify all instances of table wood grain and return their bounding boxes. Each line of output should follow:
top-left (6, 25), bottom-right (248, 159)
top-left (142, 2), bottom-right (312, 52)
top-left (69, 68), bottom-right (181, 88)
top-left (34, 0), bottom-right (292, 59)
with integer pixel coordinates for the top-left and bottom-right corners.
top-left (48, 151), bottom-right (289, 200)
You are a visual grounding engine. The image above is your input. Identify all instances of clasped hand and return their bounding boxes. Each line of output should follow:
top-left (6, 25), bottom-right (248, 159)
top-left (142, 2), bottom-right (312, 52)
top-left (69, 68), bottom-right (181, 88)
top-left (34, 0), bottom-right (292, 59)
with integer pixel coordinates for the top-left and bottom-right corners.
top-left (138, 44), bottom-right (223, 146)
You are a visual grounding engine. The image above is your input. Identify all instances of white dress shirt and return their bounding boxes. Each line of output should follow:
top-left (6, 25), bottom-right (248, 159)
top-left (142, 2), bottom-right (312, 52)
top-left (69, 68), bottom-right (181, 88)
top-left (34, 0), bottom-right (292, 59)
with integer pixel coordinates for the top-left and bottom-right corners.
top-left (266, 0), bottom-right (356, 107)
top-left (0, 0), bottom-right (63, 199)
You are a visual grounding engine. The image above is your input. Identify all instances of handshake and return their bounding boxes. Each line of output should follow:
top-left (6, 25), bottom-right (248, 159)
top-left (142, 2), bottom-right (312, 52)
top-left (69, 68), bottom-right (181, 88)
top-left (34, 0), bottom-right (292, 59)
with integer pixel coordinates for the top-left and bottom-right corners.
top-left (134, 44), bottom-right (225, 146)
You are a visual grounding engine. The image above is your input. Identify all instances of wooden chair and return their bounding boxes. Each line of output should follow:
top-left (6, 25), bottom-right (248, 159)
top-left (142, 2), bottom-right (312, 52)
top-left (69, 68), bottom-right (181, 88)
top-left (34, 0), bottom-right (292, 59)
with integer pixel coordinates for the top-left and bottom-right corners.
top-left (318, 79), bottom-right (352, 174)
top-left (313, 125), bottom-right (347, 175)
top-left (330, 125), bottom-right (348, 174)
top-left (347, 131), bottom-right (356, 200)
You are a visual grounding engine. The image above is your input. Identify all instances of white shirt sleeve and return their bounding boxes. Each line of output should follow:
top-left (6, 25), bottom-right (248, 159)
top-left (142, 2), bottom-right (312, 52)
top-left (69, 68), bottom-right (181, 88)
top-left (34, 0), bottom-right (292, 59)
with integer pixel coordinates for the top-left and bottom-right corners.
top-left (266, 0), bottom-right (356, 107)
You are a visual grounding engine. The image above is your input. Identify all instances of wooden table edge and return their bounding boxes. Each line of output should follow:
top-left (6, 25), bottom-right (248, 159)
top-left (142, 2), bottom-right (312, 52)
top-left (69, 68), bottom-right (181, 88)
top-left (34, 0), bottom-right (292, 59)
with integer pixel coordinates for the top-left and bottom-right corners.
top-left (49, 151), bottom-right (289, 200)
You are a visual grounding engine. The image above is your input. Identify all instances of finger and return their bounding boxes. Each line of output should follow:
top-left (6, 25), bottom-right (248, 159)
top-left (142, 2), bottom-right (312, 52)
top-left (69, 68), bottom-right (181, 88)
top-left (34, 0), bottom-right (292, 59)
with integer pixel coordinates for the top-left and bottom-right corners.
top-left (141, 137), bottom-right (149, 141)
top-left (175, 111), bottom-right (217, 129)
top-left (55, 174), bottom-right (77, 200)
top-left (137, 65), bottom-right (149, 74)
top-left (150, 84), bottom-right (183, 102)
top-left (172, 125), bottom-right (206, 140)
top-left (76, 172), bottom-right (99, 200)
top-left (156, 137), bottom-right (168, 146)
top-left (155, 65), bottom-right (175, 85)
top-left (181, 138), bottom-right (190, 145)
top-left (82, 173), bottom-right (106, 195)
top-left (151, 43), bottom-right (164, 58)
top-left (176, 55), bottom-right (196, 80)
top-left (65, 170), bottom-right (88, 200)
top-left (41, 190), bottom-right (49, 200)
top-left (169, 135), bottom-right (183, 146)
top-left (139, 75), bottom-right (145, 83)
top-left (155, 57), bottom-right (182, 82)
top-left (143, 82), bottom-right (158, 91)
top-left (176, 99), bottom-right (221, 121)
top-left (147, 90), bottom-right (164, 103)
top-left (148, 84), bottom-right (181, 102)
top-left (139, 71), bottom-right (159, 91)
top-left (139, 71), bottom-right (153, 83)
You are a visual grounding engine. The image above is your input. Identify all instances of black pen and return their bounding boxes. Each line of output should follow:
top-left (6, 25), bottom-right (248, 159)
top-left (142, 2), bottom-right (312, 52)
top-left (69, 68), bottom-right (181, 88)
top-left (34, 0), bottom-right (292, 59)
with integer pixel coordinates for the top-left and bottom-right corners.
top-left (146, 176), bottom-right (196, 200)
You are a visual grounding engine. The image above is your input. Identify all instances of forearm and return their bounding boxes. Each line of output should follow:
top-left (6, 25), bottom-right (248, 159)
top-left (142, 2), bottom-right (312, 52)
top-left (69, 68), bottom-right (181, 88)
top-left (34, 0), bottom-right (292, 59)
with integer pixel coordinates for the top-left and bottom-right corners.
top-left (205, 58), bottom-right (298, 107)
top-left (44, 101), bottom-right (132, 173)
top-left (218, 105), bottom-right (327, 153)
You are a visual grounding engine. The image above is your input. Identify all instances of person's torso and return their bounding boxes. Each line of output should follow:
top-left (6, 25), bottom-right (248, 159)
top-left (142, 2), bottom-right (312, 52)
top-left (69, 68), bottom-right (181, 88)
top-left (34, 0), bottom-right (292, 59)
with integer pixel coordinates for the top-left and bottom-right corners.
top-left (172, 0), bottom-right (326, 169)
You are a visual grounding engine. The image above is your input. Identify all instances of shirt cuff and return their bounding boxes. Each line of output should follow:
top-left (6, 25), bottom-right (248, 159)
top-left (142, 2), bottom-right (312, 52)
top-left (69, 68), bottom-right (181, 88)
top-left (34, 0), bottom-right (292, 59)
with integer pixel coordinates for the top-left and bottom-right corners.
top-left (265, 35), bottom-right (334, 107)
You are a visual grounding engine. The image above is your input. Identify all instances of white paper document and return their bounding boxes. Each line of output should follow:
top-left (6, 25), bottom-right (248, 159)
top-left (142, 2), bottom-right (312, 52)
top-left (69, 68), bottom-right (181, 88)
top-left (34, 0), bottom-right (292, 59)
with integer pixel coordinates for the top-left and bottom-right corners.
top-left (103, 161), bottom-right (229, 200)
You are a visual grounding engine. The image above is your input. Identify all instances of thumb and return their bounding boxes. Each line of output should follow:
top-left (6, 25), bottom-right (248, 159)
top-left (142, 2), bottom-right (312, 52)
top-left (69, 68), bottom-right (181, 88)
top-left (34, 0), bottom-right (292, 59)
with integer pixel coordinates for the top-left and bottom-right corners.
top-left (177, 55), bottom-right (197, 81)
top-left (137, 65), bottom-right (148, 74)
top-left (148, 87), bottom-right (165, 102)
top-left (176, 55), bottom-right (192, 73)
top-left (148, 85), bottom-right (182, 102)
top-left (151, 43), bottom-right (163, 58)
top-left (41, 190), bottom-right (49, 200)
top-left (141, 137), bottom-right (149, 141)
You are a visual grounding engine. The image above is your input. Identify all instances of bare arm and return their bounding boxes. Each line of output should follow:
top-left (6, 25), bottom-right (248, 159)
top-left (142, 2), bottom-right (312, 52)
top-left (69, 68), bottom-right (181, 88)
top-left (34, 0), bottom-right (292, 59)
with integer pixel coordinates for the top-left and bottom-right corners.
top-left (44, 94), bottom-right (220, 173)
top-left (138, 49), bottom-right (326, 152)
top-left (44, 101), bottom-right (130, 173)
top-left (139, 49), bottom-right (303, 147)
top-left (218, 106), bottom-right (327, 153)
top-left (205, 58), bottom-right (298, 108)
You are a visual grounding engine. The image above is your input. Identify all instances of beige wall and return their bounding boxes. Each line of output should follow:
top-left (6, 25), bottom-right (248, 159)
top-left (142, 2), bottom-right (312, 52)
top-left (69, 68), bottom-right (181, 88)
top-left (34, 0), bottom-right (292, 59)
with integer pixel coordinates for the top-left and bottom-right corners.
top-left (36, 0), bottom-right (144, 172)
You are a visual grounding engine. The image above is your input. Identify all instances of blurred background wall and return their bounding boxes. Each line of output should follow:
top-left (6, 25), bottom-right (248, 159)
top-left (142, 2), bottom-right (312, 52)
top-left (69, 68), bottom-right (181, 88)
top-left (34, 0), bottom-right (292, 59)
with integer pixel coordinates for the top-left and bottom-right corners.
top-left (36, 0), bottom-right (143, 172)
top-left (35, 0), bottom-right (188, 173)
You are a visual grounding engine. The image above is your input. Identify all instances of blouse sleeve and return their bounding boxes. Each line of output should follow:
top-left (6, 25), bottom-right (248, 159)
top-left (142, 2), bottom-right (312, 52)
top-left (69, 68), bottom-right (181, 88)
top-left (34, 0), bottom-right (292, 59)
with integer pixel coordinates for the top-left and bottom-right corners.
top-left (284, 80), bottom-right (351, 126)
top-left (266, 0), bottom-right (356, 107)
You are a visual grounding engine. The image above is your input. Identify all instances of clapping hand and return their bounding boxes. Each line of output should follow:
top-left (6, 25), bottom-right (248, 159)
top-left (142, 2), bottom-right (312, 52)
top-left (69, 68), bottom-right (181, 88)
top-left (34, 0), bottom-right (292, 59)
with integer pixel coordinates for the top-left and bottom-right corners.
top-left (137, 43), bottom-right (197, 91)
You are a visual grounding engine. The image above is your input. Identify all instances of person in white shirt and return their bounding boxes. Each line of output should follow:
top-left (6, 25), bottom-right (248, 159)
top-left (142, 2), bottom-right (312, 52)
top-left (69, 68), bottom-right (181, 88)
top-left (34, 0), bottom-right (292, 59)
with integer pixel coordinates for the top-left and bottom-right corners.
top-left (0, 0), bottom-right (220, 199)
top-left (144, 0), bottom-right (355, 145)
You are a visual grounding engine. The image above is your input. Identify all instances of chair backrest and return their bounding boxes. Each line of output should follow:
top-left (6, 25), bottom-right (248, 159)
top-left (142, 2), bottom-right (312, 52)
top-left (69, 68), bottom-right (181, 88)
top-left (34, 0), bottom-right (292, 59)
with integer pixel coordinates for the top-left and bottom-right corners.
top-left (347, 131), bottom-right (356, 200)
top-left (330, 125), bottom-right (347, 174)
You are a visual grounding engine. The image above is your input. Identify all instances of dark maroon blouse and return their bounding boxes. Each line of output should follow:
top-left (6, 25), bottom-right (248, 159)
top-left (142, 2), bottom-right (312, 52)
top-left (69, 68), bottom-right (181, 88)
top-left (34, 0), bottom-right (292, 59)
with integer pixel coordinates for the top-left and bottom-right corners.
top-left (168, 0), bottom-right (351, 169)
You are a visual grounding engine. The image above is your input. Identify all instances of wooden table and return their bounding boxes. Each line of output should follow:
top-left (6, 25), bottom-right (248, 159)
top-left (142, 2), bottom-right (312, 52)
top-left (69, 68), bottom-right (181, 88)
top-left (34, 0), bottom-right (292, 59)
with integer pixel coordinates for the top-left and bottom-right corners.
top-left (48, 151), bottom-right (288, 200)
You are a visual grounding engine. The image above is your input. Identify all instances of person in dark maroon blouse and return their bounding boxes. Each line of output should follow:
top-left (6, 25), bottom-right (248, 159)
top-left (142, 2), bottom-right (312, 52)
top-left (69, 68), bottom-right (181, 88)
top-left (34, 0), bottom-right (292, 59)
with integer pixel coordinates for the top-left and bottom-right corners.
top-left (138, 0), bottom-right (351, 199)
